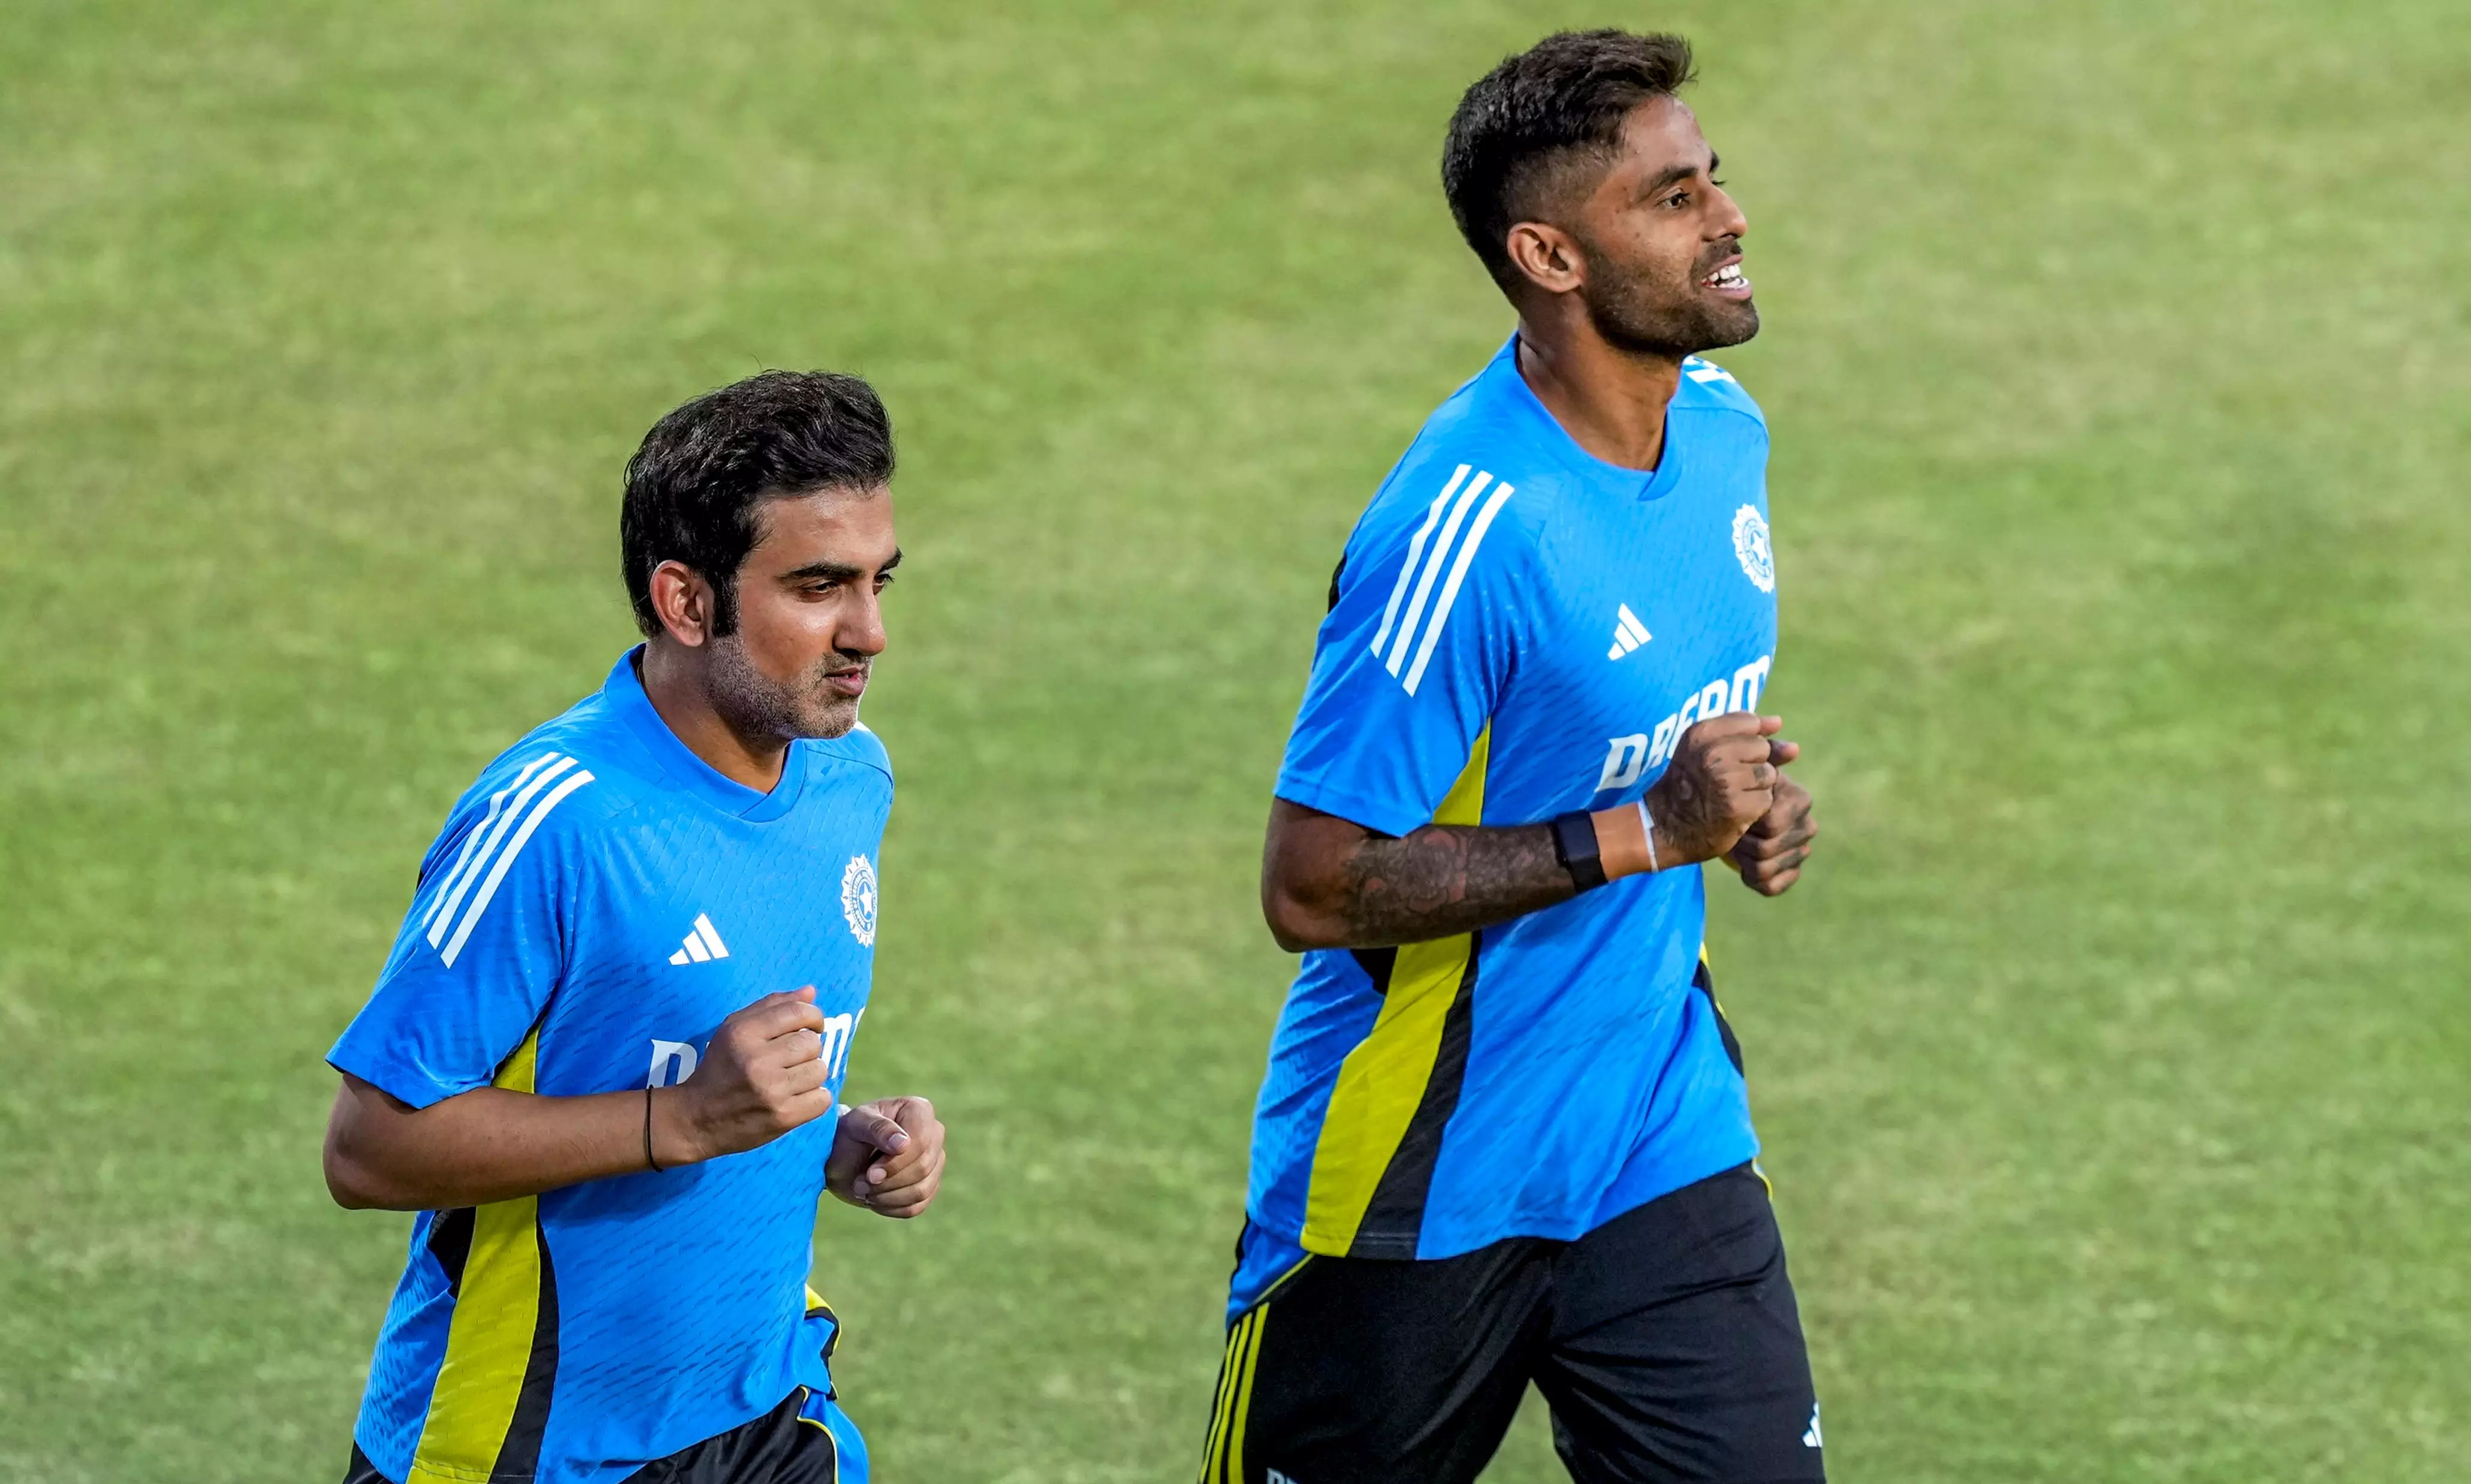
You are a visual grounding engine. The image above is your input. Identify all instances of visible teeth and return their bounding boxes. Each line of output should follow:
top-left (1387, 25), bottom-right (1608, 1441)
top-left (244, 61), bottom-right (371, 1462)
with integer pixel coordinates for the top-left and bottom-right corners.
top-left (1706, 264), bottom-right (1745, 288)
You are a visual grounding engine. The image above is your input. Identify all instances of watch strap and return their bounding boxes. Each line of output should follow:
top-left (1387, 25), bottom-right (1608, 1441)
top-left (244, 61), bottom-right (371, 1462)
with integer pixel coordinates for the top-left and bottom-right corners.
top-left (1549, 810), bottom-right (1608, 892)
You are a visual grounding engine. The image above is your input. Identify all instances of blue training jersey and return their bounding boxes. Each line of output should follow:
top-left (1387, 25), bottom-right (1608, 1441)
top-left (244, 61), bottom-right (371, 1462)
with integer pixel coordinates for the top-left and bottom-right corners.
top-left (1241, 335), bottom-right (1778, 1275)
top-left (329, 650), bottom-right (891, 1484)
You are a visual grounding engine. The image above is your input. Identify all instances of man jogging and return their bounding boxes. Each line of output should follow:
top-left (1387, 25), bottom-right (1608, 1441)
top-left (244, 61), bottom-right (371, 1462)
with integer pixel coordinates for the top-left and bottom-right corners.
top-left (1201, 32), bottom-right (1824, 1484)
top-left (324, 370), bottom-right (945, 1484)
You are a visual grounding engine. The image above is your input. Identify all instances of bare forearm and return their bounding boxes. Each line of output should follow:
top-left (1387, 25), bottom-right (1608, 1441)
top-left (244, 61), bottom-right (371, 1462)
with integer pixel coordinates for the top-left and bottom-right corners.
top-left (1265, 800), bottom-right (1657, 951)
top-left (325, 1079), bottom-right (705, 1211)
top-left (1329, 821), bottom-right (1571, 946)
top-left (1263, 716), bottom-right (1802, 952)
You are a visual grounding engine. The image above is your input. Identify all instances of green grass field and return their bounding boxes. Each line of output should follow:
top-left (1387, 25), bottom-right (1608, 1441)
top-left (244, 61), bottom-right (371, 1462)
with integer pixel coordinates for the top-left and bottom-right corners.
top-left (4, 1), bottom-right (2466, 1479)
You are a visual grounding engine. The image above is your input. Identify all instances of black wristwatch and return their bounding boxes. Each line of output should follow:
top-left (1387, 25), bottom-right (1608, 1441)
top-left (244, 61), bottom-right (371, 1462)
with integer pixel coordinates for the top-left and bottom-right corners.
top-left (1549, 811), bottom-right (1608, 892)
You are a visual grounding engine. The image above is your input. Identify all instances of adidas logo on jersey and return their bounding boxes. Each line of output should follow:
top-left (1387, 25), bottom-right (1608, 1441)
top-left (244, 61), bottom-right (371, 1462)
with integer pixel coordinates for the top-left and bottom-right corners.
top-left (1802, 1402), bottom-right (1823, 1449)
top-left (668, 913), bottom-right (730, 966)
top-left (1606, 604), bottom-right (1652, 660)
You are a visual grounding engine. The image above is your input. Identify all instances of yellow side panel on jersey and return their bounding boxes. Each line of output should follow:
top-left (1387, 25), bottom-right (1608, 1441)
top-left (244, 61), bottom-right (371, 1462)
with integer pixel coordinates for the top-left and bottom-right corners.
top-left (408, 1028), bottom-right (547, 1484)
top-left (1299, 724), bottom-right (1490, 1256)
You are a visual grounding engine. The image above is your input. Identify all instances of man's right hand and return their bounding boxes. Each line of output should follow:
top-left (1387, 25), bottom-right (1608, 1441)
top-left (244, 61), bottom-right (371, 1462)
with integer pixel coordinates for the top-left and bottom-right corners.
top-left (1646, 713), bottom-right (1797, 867)
top-left (657, 988), bottom-right (834, 1165)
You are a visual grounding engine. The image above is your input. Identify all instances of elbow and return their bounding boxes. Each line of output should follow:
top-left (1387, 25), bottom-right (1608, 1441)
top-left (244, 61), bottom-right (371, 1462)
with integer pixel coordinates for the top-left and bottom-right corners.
top-left (1265, 903), bottom-right (1314, 954)
top-left (323, 1075), bottom-right (440, 1211)
top-left (324, 1129), bottom-right (411, 1211)
top-left (324, 1148), bottom-right (376, 1210)
top-left (1260, 801), bottom-right (1374, 952)
top-left (1262, 880), bottom-right (1350, 954)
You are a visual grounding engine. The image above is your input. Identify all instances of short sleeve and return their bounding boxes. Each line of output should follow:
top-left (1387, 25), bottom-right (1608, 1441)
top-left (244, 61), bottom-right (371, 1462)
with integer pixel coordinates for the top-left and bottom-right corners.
top-left (328, 749), bottom-right (599, 1108)
top-left (1275, 460), bottom-right (1534, 837)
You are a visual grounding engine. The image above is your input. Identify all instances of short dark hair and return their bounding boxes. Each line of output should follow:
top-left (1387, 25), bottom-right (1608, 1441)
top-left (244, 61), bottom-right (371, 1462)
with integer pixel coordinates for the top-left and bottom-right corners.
top-left (1441, 30), bottom-right (1697, 288)
top-left (619, 369), bottom-right (895, 637)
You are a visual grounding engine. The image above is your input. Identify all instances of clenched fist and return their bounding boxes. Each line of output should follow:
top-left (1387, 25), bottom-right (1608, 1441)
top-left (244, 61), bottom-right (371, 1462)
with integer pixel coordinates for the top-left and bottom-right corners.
top-left (828, 1096), bottom-right (947, 1219)
top-left (1645, 713), bottom-right (1799, 868)
top-left (1727, 771), bottom-right (1817, 896)
top-left (653, 988), bottom-right (834, 1166)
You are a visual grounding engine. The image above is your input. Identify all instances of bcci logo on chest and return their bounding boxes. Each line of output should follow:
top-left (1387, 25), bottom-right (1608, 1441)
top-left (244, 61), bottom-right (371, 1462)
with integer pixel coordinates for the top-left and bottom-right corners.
top-left (841, 855), bottom-right (878, 947)
top-left (1732, 505), bottom-right (1774, 593)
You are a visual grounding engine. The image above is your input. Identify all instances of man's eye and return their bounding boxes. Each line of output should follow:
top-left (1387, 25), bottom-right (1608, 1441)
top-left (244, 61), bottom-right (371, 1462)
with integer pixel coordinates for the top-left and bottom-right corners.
top-left (1664, 191), bottom-right (1691, 208)
top-left (1709, 177), bottom-right (1727, 187)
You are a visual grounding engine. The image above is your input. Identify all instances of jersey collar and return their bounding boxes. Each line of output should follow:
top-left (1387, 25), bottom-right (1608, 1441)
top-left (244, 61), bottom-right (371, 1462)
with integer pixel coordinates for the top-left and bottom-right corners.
top-left (1494, 334), bottom-right (1686, 503)
top-left (603, 648), bottom-right (810, 822)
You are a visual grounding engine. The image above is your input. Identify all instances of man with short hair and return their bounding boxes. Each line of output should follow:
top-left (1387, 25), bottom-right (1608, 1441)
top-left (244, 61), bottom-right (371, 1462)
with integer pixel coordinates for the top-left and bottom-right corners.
top-left (1200, 32), bottom-right (1825, 1484)
top-left (324, 370), bottom-right (944, 1484)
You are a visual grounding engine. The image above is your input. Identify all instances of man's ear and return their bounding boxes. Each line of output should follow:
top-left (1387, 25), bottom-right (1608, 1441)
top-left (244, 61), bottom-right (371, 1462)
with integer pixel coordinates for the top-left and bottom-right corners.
top-left (1504, 221), bottom-right (1586, 297)
top-left (648, 559), bottom-right (717, 648)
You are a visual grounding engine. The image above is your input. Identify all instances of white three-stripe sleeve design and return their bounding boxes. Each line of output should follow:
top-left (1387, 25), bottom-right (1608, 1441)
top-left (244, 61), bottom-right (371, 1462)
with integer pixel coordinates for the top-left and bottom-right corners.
top-left (1369, 465), bottom-right (1471, 660)
top-left (426, 755), bottom-right (578, 951)
top-left (418, 752), bottom-right (560, 934)
top-left (439, 768), bottom-right (595, 968)
top-left (1402, 480), bottom-right (1516, 696)
top-left (1385, 470), bottom-right (1493, 677)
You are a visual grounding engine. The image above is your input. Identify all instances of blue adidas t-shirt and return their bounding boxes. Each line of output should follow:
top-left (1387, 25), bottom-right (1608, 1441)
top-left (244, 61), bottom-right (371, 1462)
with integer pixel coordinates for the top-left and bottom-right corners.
top-left (1240, 336), bottom-right (1779, 1283)
top-left (329, 650), bottom-right (890, 1484)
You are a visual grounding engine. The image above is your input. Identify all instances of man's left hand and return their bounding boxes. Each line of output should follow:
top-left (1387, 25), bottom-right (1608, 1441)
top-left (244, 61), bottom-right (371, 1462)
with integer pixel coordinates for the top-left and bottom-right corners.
top-left (1726, 774), bottom-right (1817, 897)
top-left (826, 1096), bottom-right (946, 1218)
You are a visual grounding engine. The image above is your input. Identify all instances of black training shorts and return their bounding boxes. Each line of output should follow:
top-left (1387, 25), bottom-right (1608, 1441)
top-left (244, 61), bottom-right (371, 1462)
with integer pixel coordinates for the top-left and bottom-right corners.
top-left (345, 1385), bottom-right (848, 1484)
top-left (1199, 1163), bottom-right (1825, 1484)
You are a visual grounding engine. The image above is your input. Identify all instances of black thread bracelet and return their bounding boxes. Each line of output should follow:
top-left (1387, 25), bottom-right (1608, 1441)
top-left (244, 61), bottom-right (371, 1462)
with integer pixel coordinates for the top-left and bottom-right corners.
top-left (644, 1085), bottom-right (664, 1173)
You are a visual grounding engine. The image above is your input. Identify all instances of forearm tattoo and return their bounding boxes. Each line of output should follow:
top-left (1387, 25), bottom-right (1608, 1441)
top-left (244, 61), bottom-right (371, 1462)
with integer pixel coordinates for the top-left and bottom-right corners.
top-left (1338, 823), bottom-right (1576, 947)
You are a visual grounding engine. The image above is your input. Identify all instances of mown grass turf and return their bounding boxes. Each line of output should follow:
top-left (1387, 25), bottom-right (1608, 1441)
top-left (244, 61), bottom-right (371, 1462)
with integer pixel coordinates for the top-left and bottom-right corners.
top-left (2, 2), bottom-right (2465, 1480)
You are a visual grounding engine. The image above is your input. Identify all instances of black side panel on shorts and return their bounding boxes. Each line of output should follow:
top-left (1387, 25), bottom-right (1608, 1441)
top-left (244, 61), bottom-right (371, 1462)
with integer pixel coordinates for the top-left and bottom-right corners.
top-left (1206, 1237), bottom-right (1547, 1484)
top-left (1350, 934), bottom-right (1480, 1255)
top-left (627, 1388), bottom-right (840, 1484)
top-left (489, 1226), bottom-right (561, 1483)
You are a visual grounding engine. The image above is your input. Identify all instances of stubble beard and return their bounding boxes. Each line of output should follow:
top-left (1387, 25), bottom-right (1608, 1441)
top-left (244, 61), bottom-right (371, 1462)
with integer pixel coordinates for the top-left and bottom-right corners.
top-left (1577, 233), bottom-right (1760, 362)
top-left (705, 632), bottom-right (864, 743)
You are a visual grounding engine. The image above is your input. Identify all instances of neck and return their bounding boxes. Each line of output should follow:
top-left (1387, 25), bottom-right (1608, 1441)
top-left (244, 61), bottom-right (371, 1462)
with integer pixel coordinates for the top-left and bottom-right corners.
top-left (1512, 309), bottom-right (1683, 471)
top-left (635, 641), bottom-right (789, 793)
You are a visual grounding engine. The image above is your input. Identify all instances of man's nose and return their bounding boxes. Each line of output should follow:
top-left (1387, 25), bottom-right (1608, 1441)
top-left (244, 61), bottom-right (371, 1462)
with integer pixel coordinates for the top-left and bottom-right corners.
top-left (840, 592), bottom-right (889, 657)
top-left (1710, 186), bottom-right (1748, 243)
